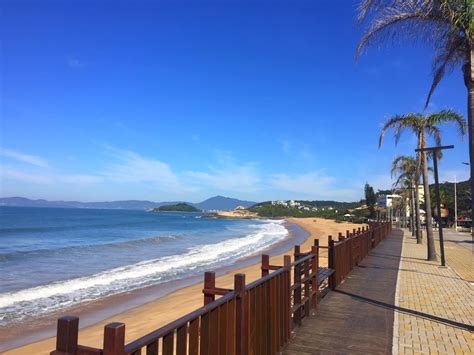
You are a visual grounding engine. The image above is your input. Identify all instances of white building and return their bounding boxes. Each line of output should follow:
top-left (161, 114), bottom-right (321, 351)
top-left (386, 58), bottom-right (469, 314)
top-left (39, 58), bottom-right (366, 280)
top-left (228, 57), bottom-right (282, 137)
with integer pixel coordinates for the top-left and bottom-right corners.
top-left (377, 194), bottom-right (402, 209)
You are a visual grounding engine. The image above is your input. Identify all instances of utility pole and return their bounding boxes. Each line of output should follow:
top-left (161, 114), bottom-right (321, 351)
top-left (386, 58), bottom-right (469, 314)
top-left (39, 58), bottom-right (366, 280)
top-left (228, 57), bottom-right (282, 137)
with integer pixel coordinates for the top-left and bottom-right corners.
top-left (415, 145), bottom-right (454, 267)
top-left (454, 175), bottom-right (458, 231)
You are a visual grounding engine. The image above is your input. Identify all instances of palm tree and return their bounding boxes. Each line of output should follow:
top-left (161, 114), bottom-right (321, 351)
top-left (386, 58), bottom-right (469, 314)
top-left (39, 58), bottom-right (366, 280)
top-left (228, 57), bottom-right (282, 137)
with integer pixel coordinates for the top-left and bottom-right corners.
top-left (379, 110), bottom-right (466, 260)
top-left (391, 155), bottom-right (421, 242)
top-left (356, 0), bottom-right (474, 228)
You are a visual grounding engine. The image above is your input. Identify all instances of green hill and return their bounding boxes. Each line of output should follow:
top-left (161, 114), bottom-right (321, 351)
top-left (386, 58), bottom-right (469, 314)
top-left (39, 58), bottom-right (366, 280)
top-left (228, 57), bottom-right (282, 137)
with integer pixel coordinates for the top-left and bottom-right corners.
top-left (151, 203), bottom-right (201, 212)
top-left (248, 200), bottom-right (365, 223)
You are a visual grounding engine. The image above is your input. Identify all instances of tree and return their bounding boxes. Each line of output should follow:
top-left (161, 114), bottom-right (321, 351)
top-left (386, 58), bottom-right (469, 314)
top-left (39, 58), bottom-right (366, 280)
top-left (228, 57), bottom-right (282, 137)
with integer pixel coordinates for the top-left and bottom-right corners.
top-left (357, 0), bottom-right (474, 231)
top-left (391, 155), bottom-right (421, 243)
top-left (365, 183), bottom-right (377, 218)
top-left (379, 110), bottom-right (466, 260)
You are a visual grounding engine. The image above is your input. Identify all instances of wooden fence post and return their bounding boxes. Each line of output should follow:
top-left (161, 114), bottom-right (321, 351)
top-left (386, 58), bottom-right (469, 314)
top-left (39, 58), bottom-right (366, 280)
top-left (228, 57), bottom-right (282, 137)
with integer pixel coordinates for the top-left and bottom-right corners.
top-left (103, 322), bottom-right (125, 355)
top-left (346, 230), bottom-right (350, 238)
top-left (283, 255), bottom-right (292, 340)
top-left (338, 232), bottom-right (344, 241)
top-left (294, 245), bottom-right (301, 259)
top-left (303, 258), bottom-right (310, 318)
top-left (203, 271), bottom-right (216, 305)
top-left (235, 273), bottom-right (247, 355)
top-left (51, 316), bottom-right (78, 355)
top-left (293, 253), bottom-right (302, 327)
top-left (328, 236), bottom-right (336, 290)
top-left (261, 254), bottom-right (270, 277)
top-left (311, 244), bottom-right (319, 312)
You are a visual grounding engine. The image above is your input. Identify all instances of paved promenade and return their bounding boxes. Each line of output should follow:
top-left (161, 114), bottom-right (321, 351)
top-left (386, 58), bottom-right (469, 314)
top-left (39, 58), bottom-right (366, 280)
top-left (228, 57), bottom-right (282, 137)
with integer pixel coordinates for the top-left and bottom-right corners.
top-left (435, 229), bottom-right (473, 282)
top-left (283, 229), bottom-right (473, 355)
top-left (394, 231), bottom-right (473, 354)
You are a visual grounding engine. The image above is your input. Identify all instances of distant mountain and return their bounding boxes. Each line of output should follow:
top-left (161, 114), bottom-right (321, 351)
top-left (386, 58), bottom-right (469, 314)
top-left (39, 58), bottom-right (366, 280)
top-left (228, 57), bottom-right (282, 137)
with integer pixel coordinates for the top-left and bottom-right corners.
top-left (194, 196), bottom-right (256, 211)
top-left (0, 197), bottom-right (183, 210)
top-left (0, 196), bottom-right (257, 211)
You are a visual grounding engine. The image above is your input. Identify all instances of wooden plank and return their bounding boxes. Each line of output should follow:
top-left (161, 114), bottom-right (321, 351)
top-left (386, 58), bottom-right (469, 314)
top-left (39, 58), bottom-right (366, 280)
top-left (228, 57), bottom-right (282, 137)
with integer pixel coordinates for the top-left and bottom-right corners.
top-left (176, 324), bottom-right (187, 355)
top-left (209, 306), bottom-right (219, 353)
top-left (256, 284), bottom-right (262, 355)
top-left (162, 331), bottom-right (174, 355)
top-left (228, 298), bottom-right (236, 355)
top-left (146, 341), bottom-right (158, 355)
top-left (200, 312), bottom-right (210, 355)
top-left (249, 287), bottom-right (257, 353)
top-left (218, 301), bottom-right (228, 355)
top-left (188, 318), bottom-right (199, 355)
top-left (270, 275), bottom-right (277, 354)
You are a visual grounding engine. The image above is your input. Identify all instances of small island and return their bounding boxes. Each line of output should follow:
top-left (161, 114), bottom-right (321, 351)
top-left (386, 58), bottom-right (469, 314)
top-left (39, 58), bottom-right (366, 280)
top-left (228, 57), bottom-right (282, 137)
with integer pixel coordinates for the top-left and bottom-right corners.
top-left (150, 203), bottom-right (201, 212)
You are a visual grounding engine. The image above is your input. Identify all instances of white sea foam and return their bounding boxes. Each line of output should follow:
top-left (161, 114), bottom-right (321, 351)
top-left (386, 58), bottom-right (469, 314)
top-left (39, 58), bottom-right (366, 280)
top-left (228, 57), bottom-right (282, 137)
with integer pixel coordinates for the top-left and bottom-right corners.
top-left (0, 220), bottom-right (287, 324)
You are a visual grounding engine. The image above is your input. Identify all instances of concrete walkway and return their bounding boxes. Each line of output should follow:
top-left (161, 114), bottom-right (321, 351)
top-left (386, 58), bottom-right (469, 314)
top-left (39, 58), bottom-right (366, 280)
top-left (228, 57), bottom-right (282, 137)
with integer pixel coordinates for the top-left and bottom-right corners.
top-left (283, 229), bottom-right (474, 355)
top-left (435, 229), bottom-right (473, 282)
top-left (395, 231), bottom-right (473, 354)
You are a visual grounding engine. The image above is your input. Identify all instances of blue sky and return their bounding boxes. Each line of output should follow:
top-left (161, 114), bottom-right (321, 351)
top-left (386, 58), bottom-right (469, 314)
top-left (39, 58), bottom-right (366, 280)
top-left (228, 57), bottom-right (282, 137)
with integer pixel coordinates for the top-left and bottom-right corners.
top-left (0, 0), bottom-right (469, 202)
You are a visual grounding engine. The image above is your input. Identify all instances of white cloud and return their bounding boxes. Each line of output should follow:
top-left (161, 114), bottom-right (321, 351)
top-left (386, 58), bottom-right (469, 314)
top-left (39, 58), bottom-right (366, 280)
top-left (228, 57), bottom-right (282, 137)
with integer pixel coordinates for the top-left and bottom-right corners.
top-left (102, 147), bottom-right (193, 192)
top-left (1, 166), bottom-right (53, 184)
top-left (186, 165), bottom-right (261, 193)
top-left (269, 171), bottom-right (359, 200)
top-left (0, 165), bottom-right (101, 186)
top-left (0, 148), bottom-right (50, 168)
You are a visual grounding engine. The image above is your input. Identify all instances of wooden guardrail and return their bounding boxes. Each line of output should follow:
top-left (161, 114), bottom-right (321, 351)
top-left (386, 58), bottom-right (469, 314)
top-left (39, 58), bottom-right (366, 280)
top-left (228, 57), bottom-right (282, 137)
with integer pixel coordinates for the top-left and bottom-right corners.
top-left (50, 222), bottom-right (391, 355)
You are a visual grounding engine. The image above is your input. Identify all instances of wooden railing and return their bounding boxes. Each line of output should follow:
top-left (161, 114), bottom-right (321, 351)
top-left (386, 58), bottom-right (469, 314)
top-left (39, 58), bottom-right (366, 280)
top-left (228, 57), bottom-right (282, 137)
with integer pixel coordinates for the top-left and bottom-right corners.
top-left (50, 222), bottom-right (391, 355)
top-left (328, 222), bottom-right (392, 288)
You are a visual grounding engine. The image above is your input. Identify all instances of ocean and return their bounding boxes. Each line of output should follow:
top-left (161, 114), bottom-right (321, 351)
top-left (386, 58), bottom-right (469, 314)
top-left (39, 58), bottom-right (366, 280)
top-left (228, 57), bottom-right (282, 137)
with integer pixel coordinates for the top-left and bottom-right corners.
top-left (0, 206), bottom-right (292, 328)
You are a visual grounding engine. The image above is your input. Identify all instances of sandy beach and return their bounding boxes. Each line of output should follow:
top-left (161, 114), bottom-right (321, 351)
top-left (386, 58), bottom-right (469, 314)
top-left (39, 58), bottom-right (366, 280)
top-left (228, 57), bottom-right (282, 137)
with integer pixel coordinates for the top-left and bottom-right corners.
top-left (3, 217), bottom-right (362, 355)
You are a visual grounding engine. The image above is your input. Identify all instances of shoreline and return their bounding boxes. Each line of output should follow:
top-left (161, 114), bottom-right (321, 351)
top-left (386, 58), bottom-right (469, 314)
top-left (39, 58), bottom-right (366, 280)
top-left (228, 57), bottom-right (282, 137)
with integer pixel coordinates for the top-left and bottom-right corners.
top-left (3, 218), bottom-right (361, 355)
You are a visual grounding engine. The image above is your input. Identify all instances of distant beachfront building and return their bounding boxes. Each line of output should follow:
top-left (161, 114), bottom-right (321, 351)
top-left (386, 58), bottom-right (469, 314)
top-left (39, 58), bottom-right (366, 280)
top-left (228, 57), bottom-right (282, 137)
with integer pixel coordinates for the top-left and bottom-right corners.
top-left (377, 194), bottom-right (402, 209)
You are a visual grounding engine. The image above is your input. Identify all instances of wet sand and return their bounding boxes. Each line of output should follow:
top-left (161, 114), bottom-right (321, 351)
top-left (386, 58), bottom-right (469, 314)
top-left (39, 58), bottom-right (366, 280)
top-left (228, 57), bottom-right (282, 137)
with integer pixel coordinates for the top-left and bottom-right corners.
top-left (3, 218), bottom-right (362, 355)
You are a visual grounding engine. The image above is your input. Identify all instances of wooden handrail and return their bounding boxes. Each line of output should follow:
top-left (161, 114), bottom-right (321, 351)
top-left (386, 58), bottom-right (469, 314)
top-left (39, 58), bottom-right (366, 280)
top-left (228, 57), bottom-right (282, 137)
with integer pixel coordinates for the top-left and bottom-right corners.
top-left (245, 267), bottom-right (286, 290)
top-left (124, 291), bottom-right (236, 353)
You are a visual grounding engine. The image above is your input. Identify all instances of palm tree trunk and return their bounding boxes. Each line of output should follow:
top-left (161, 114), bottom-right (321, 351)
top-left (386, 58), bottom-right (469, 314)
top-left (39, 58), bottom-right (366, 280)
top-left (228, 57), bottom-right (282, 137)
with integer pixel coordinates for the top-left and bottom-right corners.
top-left (422, 150), bottom-right (436, 260)
top-left (463, 52), bottom-right (473, 236)
top-left (414, 178), bottom-right (422, 243)
top-left (410, 184), bottom-right (415, 237)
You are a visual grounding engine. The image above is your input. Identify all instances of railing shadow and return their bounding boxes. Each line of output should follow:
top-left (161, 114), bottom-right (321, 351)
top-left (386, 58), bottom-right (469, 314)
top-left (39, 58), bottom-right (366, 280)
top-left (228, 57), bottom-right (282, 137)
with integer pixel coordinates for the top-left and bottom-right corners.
top-left (333, 289), bottom-right (474, 332)
top-left (357, 264), bottom-right (464, 281)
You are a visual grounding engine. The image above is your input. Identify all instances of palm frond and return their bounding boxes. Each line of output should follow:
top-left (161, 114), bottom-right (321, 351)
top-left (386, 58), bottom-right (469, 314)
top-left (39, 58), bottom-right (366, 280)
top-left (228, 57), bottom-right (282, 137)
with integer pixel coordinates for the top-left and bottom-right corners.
top-left (379, 113), bottom-right (421, 148)
top-left (425, 33), bottom-right (466, 108)
top-left (427, 109), bottom-right (467, 136)
top-left (356, 2), bottom-right (450, 59)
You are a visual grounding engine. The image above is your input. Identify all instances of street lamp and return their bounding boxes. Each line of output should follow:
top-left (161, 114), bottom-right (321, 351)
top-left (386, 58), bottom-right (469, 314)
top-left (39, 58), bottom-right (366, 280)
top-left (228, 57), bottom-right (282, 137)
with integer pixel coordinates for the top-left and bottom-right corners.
top-left (415, 144), bottom-right (454, 267)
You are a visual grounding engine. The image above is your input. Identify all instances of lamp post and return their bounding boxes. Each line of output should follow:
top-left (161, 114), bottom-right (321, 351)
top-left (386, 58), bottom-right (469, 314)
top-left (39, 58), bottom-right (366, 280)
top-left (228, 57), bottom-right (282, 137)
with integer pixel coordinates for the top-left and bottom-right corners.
top-left (454, 175), bottom-right (458, 231)
top-left (415, 145), bottom-right (454, 267)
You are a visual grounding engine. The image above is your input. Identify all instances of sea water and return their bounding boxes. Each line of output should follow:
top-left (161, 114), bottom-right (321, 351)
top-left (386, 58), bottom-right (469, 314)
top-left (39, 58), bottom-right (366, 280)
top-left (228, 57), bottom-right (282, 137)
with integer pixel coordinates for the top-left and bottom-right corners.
top-left (0, 206), bottom-right (288, 326)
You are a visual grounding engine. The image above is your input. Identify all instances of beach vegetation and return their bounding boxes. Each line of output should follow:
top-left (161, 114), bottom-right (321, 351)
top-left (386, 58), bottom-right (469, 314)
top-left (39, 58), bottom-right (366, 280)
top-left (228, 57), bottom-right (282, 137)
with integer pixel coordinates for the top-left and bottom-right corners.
top-left (151, 203), bottom-right (201, 212)
top-left (364, 183), bottom-right (377, 218)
